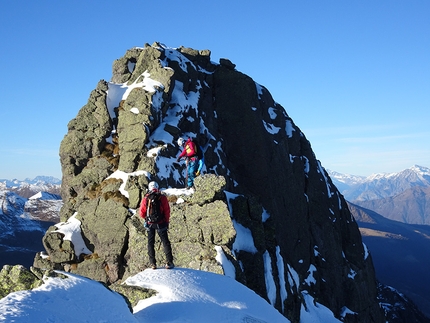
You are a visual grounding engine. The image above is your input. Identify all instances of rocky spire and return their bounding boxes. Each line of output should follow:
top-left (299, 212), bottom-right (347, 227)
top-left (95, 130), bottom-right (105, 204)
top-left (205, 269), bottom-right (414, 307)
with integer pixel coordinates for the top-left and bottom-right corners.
top-left (34, 42), bottom-right (384, 322)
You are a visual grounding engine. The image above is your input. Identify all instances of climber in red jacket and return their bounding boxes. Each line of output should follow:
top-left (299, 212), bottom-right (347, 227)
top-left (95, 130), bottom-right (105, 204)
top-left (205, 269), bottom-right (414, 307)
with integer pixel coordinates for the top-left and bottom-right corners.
top-left (139, 181), bottom-right (174, 269)
top-left (176, 137), bottom-right (199, 188)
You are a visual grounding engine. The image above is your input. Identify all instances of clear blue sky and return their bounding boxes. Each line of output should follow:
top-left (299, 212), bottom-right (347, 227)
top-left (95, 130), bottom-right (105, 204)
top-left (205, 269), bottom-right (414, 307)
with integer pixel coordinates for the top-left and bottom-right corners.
top-left (1, 1), bottom-right (429, 180)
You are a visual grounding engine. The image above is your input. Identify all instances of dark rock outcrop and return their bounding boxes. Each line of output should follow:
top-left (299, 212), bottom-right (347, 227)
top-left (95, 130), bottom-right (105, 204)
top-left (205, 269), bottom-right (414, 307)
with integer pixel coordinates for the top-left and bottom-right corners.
top-left (378, 283), bottom-right (430, 323)
top-left (31, 42), bottom-right (386, 322)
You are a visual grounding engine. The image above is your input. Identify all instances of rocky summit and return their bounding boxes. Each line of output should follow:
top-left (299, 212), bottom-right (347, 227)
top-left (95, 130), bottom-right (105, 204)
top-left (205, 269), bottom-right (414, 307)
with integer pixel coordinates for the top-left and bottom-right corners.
top-left (30, 43), bottom-right (385, 322)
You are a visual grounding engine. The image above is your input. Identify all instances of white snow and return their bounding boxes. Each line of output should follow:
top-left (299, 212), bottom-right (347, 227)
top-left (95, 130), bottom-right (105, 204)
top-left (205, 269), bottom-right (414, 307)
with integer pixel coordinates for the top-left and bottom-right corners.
top-left (287, 264), bottom-right (300, 293)
top-left (215, 246), bottom-right (236, 279)
top-left (0, 272), bottom-right (137, 323)
top-left (256, 82), bottom-right (264, 97)
top-left (268, 107), bottom-right (277, 119)
top-left (163, 187), bottom-right (194, 197)
top-left (276, 246), bottom-right (288, 312)
top-left (163, 48), bottom-right (194, 73)
top-left (317, 161), bottom-right (334, 198)
top-left (348, 269), bottom-right (357, 279)
top-left (146, 145), bottom-right (165, 158)
top-left (340, 306), bottom-right (357, 319)
top-left (262, 207), bottom-right (271, 222)
top-left (0, 268), bottom-right (291, 322)
top-left (232, 220), bottom-right (258, 254)
top-left (130, 107), bottom-right (140, 114)
top-left (28, 192), bottom-right (43, 200)
top-left (263, 120), bottom-right (281, 134)
top-left (127, 268), bottom-right (289, 323)
top-left (285, 119), bottom-right (294, 138)
top-left (52, 213), bottom-right (92, 257)
top-left (303, 156), bottom-right (310, 174)
top-left (107, 170), bottom-right (149, 198)
top-left (362, 242), bottom-right (369, 260)
top-left (263, 250), bottom-right (277, 306)
top-left (106, 71), bottom-right (163, 121)
top-left (304, 264), bottom-right (317, 285)
top-left (300, 291), bottom-right (342, 323)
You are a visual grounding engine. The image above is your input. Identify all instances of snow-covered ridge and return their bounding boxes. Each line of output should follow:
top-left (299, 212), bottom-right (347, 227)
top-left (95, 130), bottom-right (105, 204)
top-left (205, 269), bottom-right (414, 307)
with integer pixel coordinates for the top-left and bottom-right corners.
top-left (328, 165), bottom-right (430, 184)
top-left (0, 176), bottom-right (61, 188)
top-left (0, 178), bottom-right (62, 235)
top-left (326, 170), bottom-right (366, 186)
top-left (29, 191), bottom-right (61, 200)
top-left (327, 165), bottom-right (430, 201)
top-left (0, 267), bottom-right (345, 323)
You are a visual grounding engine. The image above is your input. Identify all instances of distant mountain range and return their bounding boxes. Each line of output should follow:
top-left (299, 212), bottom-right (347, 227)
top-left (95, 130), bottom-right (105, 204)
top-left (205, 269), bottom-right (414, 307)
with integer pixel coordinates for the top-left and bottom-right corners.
top-left (328, 165), bottom-right (430, 201)
top-left (328, 165), bottom-right (430, 225)
top-left (0, 175), bottom-right (61, 187)
top-left (0, 177), bottom-right (62, 268)
top-left (328, 166), bottom-right (430, 317)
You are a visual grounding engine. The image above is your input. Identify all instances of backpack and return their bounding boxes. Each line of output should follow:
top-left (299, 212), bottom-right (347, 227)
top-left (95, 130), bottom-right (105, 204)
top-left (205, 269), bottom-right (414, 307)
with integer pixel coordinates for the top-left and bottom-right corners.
top-left (145, 191), bottom-right (163, 223)
top-left (191, 138), bottom-right (203, 160)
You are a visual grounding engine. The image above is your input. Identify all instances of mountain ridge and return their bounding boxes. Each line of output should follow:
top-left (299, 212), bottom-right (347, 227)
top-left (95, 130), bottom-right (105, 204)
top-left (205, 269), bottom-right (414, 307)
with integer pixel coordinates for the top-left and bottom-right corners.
top-left (328, 165), bottom-right (430, 202)
top-left (348, 201), bottom-right (430, 318)
top-left (0, 176), bottom-right (61, 187)
top-left (0, 179), bottom-right (61, 268)
top-left (328, 165), bottom-right (430, 225)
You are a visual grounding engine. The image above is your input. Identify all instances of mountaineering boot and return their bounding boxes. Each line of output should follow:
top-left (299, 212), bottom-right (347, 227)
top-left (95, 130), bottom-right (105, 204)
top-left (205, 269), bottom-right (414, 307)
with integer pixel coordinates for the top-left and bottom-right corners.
top-left (150, 263), bottom-right (157, 270)
top-left (165, 262), bottom-right (175, 269)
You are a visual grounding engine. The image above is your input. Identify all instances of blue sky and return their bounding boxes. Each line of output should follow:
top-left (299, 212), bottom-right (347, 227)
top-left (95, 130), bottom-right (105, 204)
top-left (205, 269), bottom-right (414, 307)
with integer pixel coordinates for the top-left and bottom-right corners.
top-left (1, 1), bottom-right (429, 180)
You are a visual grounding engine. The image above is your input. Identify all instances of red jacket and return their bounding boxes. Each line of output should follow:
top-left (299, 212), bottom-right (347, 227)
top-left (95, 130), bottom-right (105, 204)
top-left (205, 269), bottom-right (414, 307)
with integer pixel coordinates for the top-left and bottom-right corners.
top-left (139, 189), bottom-right (170, 224)
top-left (178, 138), bottom-right (197, 160)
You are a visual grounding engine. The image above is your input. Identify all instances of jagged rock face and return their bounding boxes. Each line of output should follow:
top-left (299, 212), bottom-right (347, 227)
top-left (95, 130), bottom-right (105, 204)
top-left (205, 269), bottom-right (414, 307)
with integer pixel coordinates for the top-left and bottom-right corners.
top-left (37, 43), bottom-right (384, 322)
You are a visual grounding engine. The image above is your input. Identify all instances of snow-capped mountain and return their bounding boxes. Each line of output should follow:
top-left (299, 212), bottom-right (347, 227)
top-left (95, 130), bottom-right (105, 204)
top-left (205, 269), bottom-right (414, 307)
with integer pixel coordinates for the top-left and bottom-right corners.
top-left (325, 170), bottom-right (366, 192)
top-left (0, 176), bottom-right (61, 199)
top-left (327, 165), bottom-right (430, 201)
top-left (0, 176), bottom-right (61, 187)
top-left (327, 165), bottom-right (430, 225)
top-left (0, 178), bottom-right (62, 268)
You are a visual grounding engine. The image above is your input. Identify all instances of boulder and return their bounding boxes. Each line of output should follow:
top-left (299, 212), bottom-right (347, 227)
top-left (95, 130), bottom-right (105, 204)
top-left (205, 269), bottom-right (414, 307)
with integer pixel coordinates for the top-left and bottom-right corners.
top-left (0, 265), bottom-right (42, 298)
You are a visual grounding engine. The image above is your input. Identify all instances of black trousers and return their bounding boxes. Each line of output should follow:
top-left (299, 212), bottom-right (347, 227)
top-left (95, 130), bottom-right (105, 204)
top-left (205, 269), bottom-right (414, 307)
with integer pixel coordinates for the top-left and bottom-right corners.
top-left (147, 226), bottom-right (173, 265)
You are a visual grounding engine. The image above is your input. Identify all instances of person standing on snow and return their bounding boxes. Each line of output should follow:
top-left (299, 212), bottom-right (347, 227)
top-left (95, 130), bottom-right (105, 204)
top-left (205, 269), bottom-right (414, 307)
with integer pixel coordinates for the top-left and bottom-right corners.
top-left (176, 137), bottom-right (199, 189)
top-left (139, 181), bottom-right (174, 269)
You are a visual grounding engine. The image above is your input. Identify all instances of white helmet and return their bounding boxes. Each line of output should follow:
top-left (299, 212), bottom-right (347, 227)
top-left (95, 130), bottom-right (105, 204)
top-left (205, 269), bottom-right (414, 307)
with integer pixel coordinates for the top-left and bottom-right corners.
top-left (177, 137), bottom-right (185, 146)
top-left (148, 181), bottom-right (159, 191)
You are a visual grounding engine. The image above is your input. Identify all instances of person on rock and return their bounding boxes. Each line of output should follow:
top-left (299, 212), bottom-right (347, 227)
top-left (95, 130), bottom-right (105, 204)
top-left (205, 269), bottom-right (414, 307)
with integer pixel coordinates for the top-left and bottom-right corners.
top-left (139, 181), bottom-right (174, 269)
top-left (176, 137), bottom-right (199, 189)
